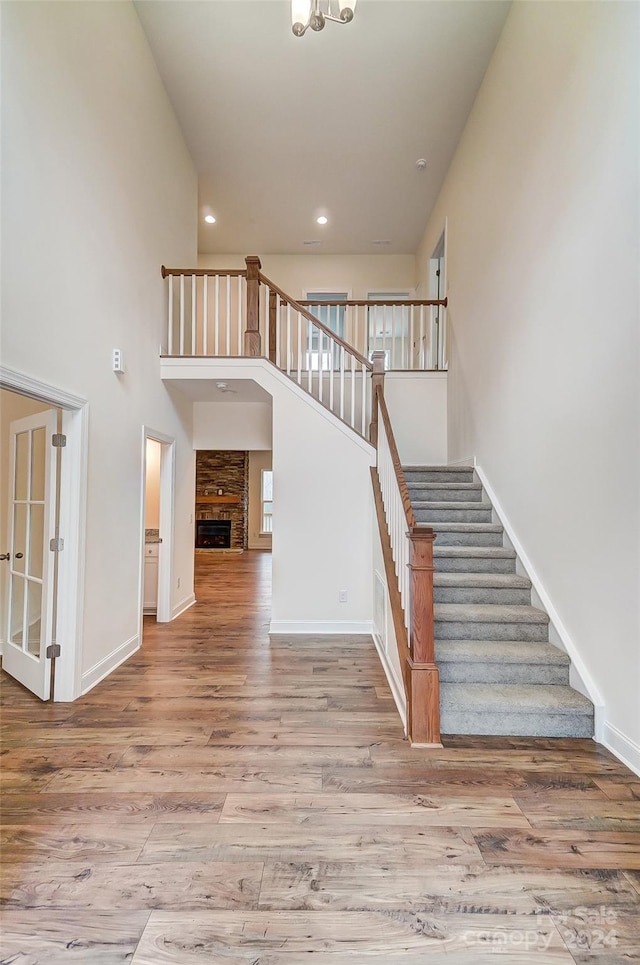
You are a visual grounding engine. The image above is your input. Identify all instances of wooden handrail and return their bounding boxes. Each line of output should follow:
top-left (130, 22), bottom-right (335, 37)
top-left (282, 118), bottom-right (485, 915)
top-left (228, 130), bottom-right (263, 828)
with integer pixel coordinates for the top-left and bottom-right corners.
top-left (161, 266), bottom-right (247, 278)
top-left (300, 298), bottom-right (448, 308)
top-left (259, 272), bottom-right (373, 371)
top-left (375, 385), bottom-right (416, 528)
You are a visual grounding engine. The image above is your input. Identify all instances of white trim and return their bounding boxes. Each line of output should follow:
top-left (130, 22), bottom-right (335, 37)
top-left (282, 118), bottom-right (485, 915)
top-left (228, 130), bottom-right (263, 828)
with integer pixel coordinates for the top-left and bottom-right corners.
top-left (447, 455), bottom-right (476, 468)
top-left (81, 633), bottom-right (139, 695)
top-left (371, 630), bottom-right (407, 733)
top-left (269, 620), bottom-right (373, 634)
top-left (602, 722), bottom-right (640, 777)
top-left (474, 462), bottom-right (605, 736)
top-left (0, 366), bottom-right (88, 702)
top-left (172, 593), bottom-right (196, 620)
top-left (160, 357), bottom-right (376, 459)
top-left (0, 366), bottom-right (87, 411)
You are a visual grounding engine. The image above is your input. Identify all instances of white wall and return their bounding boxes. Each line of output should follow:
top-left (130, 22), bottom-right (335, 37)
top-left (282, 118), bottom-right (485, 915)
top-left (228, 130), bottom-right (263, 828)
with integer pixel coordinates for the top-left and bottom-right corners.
top-left (193, 402), bottom-right (272, 450)
top-left (248, 450), bottom-right (272, 551)
top-left (2, 2), bottom-right (198, 692)
top-left (416, 2), bottom-right (640, 759)
top-left (384, 373), bottom-right (447, 466)
top-left (162, 357), bottom-right (375, 633)
top-left (198, 253), bottom-right (416, 300)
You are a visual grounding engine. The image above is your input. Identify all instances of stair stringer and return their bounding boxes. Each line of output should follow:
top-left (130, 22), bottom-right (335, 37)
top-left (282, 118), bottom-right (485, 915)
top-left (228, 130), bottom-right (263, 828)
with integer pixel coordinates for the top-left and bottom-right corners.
top-left (474, 461), bottom-right (605, 741)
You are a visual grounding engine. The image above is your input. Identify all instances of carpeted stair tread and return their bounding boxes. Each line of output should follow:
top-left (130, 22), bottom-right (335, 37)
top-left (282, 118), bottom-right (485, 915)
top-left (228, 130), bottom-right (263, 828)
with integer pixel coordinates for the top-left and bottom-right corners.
top-left (431, 523), bottom-right (503, 533)
top-left (440, 682), bottom-right (593, 715)
top-left (405, 465), bottom-right (474, 473)
top-left (412, 500), bottom-right (492, 511)
top-left (435, 603), bottom-right (549, 624)
top-left (433, 546), bottom-right (516, 559)
top-left (434, 573), bottom-right (531, 589)
top-left (435, 640), bottom-right (569, 665)
top-left (406, 483), bottom-right (483, 492)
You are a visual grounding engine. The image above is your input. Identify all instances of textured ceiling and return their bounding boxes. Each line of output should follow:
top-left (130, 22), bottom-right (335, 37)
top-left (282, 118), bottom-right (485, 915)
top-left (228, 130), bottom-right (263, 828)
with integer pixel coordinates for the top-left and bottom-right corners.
top-left (135, 0), bottom-right (510, 254)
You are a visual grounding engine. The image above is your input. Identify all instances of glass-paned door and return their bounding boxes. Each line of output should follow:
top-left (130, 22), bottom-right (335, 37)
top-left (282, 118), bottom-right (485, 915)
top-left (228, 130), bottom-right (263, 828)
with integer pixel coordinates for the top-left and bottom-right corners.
top-left (306, 292), bottom-right (347, 370)
top-left (3, 410), bottom-right (58, 699)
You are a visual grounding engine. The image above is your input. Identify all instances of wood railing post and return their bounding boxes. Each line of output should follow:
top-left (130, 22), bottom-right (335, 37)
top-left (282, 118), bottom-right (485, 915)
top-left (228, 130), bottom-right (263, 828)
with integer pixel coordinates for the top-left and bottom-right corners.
top-left (369, 350), bottom-right (386, 447)
top-left (244, 256), bottom-right (262, 357)
top-left (407, 526), bottom-right (441, 745)
top-left (268, 290), bottom-right (277, 364)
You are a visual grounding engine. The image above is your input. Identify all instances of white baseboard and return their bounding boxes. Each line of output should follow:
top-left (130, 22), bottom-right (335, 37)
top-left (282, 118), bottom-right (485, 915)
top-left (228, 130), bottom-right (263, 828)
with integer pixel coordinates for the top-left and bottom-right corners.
top-left (172, 593), bottom-right (196, 620)
top-left (372, 631), bottom-right (407, 733)
top-left (474, 463), bottom-right (605, 733)
top-left (269, 620), bottom-right (373, 635)
top-left (81, 633), bottom-right (139, 695)
top-left (602, 722), bottom-right (640, 777)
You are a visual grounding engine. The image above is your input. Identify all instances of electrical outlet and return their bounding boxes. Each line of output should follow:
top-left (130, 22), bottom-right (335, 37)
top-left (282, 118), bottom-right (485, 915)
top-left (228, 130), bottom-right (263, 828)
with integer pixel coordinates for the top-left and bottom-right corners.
top-left (338, 590), bottom-right (348, 603)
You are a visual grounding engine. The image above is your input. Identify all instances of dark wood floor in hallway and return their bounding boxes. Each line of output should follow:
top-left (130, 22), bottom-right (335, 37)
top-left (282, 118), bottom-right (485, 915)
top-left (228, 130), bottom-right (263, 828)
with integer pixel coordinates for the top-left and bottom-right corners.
top-left (1, 550), bottom-right (639, 963)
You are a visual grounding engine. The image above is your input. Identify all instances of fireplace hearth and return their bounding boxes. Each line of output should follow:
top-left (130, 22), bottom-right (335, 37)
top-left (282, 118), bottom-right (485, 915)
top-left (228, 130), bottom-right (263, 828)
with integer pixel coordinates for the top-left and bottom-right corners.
top-left (195, 519), bottom-right (232, 549)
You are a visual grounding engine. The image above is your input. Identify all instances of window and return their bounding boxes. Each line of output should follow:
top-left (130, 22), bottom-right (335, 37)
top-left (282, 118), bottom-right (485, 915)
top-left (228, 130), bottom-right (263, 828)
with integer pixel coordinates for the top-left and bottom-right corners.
top-left (261, 469), bottom-right (273, 534)
top-left (306, 292), bottom-right (347, 371)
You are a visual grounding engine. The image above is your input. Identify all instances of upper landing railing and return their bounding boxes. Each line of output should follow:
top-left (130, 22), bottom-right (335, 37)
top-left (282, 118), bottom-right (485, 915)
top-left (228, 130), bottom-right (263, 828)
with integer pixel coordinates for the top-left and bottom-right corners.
top-left (161, 256), bottom-right (448, 371)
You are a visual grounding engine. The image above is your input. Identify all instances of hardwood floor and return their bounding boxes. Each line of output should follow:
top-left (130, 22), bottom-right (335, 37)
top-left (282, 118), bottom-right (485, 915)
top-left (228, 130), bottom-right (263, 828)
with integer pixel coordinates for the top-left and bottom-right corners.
top-left (1, 550), bottom-right (639, 963)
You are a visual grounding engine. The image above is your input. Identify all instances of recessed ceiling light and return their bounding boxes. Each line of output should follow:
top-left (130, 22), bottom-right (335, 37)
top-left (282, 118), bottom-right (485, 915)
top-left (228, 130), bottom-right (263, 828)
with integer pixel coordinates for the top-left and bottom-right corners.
top-left (204, 214), bottom-right (216, 224)
top-left (316, 216), bottom-right (328, 225)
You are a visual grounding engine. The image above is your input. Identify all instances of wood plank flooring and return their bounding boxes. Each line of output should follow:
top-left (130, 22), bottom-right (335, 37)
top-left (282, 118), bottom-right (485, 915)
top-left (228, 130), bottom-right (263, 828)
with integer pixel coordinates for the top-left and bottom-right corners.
top-left (1, 550), bottom-right (639, 963)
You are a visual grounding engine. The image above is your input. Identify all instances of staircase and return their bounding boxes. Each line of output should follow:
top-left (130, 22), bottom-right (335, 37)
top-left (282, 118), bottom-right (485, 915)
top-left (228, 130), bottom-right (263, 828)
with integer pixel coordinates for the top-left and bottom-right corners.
top-left (404, 465), bottom-right (594, 738)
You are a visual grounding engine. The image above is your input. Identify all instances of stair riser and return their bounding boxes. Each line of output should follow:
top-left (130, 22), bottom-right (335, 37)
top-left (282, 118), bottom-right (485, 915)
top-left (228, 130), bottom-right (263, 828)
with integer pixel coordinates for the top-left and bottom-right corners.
top-left (405, 471), bottom-right (475, 484)
top-left (434, 587), bottom-right (531, 605)
top-left (436, 621), bottom-right (549, 642)
top-left (415, 507), bottom-right (493, 523)
top-left (434, 556), bottom-right (516, 574)
top-left (437, 661), bottom-right (570, 686)
top-left (407, 487), bottom-right (483, 503)
top-left (434, 531), bottom-right (504, 547)
top-left (440, 710), bottom-right (594, 738)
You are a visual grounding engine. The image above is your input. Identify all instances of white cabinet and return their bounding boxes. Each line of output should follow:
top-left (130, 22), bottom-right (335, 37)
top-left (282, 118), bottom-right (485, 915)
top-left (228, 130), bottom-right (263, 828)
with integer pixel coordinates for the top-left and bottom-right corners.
top-left (143, 542), bottom-right (159, 613)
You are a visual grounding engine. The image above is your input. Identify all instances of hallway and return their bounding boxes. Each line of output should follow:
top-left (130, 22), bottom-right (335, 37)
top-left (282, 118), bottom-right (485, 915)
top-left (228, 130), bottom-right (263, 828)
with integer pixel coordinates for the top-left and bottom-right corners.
top-left (1, 551), bottom-right (639, 962)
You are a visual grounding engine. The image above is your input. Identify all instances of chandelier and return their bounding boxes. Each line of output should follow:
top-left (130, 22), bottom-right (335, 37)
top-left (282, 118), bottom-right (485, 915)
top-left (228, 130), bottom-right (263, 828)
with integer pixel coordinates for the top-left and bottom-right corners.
top-left (291, 0), bottom-right (357, 37)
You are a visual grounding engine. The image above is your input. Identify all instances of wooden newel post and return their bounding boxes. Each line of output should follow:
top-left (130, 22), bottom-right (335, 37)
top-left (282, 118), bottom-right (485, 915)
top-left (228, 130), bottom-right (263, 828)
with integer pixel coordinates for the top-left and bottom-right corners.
top-left (407, 525), bottom-right (441, 745)
top-left (268, 290), bottom-right (277, 364)
top-left (244, 256), bottom-right (262, 357)
top-left (369, 351), bottom-right (386, 447)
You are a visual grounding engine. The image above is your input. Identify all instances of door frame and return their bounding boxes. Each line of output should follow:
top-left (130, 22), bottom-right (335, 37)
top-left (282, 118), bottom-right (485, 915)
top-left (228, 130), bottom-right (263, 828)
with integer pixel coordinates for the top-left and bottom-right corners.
top-left (0, 365), bottom-right (88, 701)
top-left (140, 427), bottom-right (175, 637)
top-left (428, 220), bottom-right (448, 370)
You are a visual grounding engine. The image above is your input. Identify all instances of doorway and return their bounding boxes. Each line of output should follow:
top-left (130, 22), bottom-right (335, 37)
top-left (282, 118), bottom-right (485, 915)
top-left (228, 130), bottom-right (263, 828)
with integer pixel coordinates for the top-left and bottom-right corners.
top-left (428, 227), bottom-right (447, 370)
top-left (0, 374), bottom-right (88, 702)
top-left (140, 428), bottom-right (175, 637)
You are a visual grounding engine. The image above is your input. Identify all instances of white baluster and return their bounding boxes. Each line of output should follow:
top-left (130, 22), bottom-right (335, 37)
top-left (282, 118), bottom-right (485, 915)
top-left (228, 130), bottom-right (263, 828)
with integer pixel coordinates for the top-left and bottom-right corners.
top-left (191, 274), bottom-right (196, 354)
top-left (203, 274), bottom-right (209, 356)
top-left (307, 319), bottom-right (313, 394)
top-left (179, 274), bottom-right (185, 356)
top-left (350, 354), bottom-right (356, 429)
top-left (225, 275), bottom-right (231, 356)
top-left (360, 363), bottom-right (366, 436)
top-left (237, 275), bottom-right (242, 356)
top-left (319, 330), bottom-right (324, 404)
top-left (340, 347), bottom-right (345, 419)
top-left (419, 305), bottom-right (425, 369)
top-left (214, 275), bottom-right (220, 355)
top-left (286, 304), bottom-right (291, 376)
top-left (329, 337), bottom-right (334, 412)
top-left (168, 274), bottom-right (174, 355)
top-left (297, 313), bottom-right (302, 385)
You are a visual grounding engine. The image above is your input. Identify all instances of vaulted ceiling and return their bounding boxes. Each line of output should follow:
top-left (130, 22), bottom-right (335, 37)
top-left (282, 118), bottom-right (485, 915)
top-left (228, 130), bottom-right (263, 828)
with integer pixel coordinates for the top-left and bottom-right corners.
top-left (135, 0), bottom-right (510, 255)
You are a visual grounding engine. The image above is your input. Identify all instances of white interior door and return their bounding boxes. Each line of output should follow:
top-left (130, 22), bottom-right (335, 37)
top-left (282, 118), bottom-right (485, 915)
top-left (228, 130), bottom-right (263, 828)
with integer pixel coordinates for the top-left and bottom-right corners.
top-left (3, 410), bottom-right (57, 699)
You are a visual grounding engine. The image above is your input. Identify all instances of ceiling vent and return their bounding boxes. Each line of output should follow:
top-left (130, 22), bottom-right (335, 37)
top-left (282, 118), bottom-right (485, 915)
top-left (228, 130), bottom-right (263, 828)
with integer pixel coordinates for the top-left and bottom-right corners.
top-left (371, 240), bottom-right (391, 247)
top-left (303, 240), bottom-right (322, 246)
